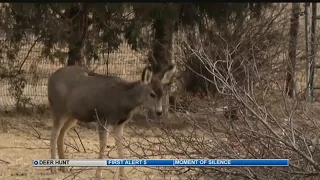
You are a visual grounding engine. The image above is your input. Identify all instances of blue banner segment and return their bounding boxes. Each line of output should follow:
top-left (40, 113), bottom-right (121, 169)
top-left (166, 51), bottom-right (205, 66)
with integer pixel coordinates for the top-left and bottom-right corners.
top-left (229, 159), bottom-right (289, 166)
top-left (106, 159), bottom-right (174, 166)
top-left (106, 159), bottom-right (289, 166)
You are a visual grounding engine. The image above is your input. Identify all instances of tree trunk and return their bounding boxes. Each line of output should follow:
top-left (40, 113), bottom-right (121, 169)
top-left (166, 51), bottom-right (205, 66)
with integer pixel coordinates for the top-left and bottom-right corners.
top-left (67, 3), bottom-right (89, 66)
top-left (286, 3), bottom-right (300, 98)
top-left (149, 16), bottom-right (175, 118)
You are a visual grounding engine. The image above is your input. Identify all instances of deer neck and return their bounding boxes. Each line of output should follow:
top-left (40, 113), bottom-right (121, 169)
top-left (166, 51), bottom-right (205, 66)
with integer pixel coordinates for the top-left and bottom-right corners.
top-left (121, 81), bottom-right (147, 110)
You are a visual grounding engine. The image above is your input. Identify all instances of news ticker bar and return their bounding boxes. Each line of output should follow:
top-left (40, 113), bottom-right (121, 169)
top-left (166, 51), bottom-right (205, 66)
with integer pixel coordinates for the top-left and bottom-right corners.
top-left (33, 159), bottom-right (289, 167)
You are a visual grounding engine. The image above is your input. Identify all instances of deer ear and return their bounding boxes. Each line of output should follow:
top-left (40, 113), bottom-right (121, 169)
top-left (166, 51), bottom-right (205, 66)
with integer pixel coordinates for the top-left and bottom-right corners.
top-left (141, 66), bottom-right (153, 84)
top-left (161, 65), bottom-right (177, 84)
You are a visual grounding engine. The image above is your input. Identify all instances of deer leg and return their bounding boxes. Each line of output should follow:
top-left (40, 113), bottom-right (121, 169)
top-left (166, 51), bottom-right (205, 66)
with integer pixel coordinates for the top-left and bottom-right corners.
top-left (50, 116), bottom-right (67, 174)
top-left (113, 123), bottom-right (128, 179)
top-left (95, 124), bottom-right (112, 180)
top-left (57, 116), bottom-right (78, 173)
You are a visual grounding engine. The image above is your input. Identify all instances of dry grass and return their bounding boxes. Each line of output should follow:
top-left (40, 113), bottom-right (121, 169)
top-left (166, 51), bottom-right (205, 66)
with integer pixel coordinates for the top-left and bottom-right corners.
top-left (0, 113), bottom-right (210, 180)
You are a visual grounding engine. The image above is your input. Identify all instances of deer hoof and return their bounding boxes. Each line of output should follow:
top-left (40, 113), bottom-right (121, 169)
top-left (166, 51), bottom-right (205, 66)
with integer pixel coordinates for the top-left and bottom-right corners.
top-left (95, 169), bottom-right (102, 180)
top-left (95, 176), bottom-right (102, 180)
top-left (119, 174), bottom-right (129, 180)
top-left (60, 167), bottom-right (69, 173)
top-left (51, 167), bottom-right (58, 174)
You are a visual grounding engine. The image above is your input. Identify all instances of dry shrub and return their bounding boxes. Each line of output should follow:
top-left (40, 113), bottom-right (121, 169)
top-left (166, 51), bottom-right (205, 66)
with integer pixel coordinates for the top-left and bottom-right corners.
top-left (179, 4), bottom-right (290, 97)
top-left (123, 4), bottom-right (320, 180)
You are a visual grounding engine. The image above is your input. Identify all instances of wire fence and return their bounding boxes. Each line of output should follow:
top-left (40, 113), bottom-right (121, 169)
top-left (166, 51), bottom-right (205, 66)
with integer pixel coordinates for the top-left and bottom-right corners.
top-left (0, 42), bottom-right (131, 110)
top-left (0, 4), bottom-right (319, 110)
top-left (0, 31), bottom-right (183, 110)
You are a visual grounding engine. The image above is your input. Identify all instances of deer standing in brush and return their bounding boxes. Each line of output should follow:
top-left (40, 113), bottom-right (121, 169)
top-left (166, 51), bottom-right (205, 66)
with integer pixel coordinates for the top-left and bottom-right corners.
top-left (47, 64), bottom-right (176, 179)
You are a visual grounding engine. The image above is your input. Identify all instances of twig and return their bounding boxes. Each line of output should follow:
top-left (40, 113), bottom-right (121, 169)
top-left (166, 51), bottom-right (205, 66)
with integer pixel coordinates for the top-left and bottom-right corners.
top-left (73, 128), bottom-right (87, 153)
top-left (0, 35), bottom-right (43, 79)
top-left (0, 159), bottom-right (10, 164)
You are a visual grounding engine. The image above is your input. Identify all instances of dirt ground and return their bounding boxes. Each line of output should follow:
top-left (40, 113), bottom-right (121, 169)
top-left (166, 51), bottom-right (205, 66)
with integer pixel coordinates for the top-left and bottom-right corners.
top-left (0, 113), bottom-right (195, 180)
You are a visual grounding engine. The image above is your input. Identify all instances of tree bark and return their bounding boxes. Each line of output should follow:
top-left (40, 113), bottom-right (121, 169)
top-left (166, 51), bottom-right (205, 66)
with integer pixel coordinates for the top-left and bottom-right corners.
top-left (67, 3), bottom-right (89, 66)
top-left (150, 16), bottom-right (175, 118)
top-left (286, 3), bottom-right (300, 98)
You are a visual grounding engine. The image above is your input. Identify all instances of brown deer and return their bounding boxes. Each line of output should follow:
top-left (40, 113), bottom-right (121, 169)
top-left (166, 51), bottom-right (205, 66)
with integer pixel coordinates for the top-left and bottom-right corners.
top-left (48, 65), bottom-right (176, 179)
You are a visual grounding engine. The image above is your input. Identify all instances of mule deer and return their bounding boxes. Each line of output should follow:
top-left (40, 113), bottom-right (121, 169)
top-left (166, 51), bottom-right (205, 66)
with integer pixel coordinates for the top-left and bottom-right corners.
top-left (48, 65), bottom-right (176, 179)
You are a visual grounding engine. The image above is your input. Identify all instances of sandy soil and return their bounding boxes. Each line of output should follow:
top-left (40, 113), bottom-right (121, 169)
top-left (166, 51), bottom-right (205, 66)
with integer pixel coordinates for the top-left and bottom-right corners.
top-left (0, 114), bottom-right (193, 180)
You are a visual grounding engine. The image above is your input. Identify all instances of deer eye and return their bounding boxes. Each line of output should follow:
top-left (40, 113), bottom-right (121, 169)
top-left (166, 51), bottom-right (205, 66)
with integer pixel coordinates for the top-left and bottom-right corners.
top-left (150, 92), bottom-right (156, 98)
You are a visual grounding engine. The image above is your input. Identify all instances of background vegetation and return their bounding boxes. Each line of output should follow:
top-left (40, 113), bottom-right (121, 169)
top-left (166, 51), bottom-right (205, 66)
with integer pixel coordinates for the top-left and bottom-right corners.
top-left (0, 3), bottom-right (319, 179)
